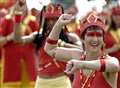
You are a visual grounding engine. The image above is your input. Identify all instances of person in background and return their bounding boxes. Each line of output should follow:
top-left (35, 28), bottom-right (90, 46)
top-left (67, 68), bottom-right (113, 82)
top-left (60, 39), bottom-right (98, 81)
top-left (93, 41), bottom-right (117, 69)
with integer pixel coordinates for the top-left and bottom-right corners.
top-left (0, 0), bottom-right (39, 88)
top-left (108, 5), bottom-right (120, 88)
top-left (0, 8), bottom-right (8, 87)
top-left (14, 3), bottom-right (82, 88)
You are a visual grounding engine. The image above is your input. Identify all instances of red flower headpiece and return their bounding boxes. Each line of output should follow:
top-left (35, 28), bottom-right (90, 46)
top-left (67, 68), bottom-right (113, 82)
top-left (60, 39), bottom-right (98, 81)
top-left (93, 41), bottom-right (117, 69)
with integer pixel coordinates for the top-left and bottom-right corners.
top-left (80, 13), bottom-right (106, 38)
top-left (112, 6), bottom-right (120, 16)
top-left (43, 4), bottom-right (63, 18)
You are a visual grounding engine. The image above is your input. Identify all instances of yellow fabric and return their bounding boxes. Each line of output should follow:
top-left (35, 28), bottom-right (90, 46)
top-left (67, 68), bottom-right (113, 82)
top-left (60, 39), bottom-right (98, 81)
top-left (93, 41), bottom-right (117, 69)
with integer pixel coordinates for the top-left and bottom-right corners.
top-left (21, 59), bottom-right (35, 88)
top-left (0, 58), bottom-right (2, 87)
top-left (1, 48), bottom-right (4, 88)
top-left (2, 82), bottom-right (21, 88)
top-left (110, 29), bottom-right (120, 43)
top-left (34, 75), bottom-right (72, 88)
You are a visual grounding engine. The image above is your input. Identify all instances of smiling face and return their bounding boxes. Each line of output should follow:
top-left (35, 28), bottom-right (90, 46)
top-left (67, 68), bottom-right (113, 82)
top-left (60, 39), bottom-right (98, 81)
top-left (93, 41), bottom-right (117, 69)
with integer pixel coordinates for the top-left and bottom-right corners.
top-left (83, 26), bottom-right (104, 52)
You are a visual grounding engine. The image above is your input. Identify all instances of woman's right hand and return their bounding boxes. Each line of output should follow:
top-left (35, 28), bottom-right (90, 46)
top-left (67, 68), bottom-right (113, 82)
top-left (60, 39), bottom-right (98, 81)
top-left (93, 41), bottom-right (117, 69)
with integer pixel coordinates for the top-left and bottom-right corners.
top-left (65, 59), bottom-right (83, 74)
top-left (57, 14), bottom-right (75, 26)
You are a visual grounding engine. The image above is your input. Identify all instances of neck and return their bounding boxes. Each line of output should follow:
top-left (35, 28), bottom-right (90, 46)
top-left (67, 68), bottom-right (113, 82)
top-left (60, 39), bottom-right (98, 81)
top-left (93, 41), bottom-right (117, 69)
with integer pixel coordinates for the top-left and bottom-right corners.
top-left (85, 50), bottom-right (103, 60)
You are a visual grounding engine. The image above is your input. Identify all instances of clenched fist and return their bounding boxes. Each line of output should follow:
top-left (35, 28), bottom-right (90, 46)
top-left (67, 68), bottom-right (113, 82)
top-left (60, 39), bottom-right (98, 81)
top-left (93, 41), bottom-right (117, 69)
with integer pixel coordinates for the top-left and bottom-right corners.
top-left (57, 14), bottom-right (75, 26)
top-left (65, 59), bottom-right (83, 74)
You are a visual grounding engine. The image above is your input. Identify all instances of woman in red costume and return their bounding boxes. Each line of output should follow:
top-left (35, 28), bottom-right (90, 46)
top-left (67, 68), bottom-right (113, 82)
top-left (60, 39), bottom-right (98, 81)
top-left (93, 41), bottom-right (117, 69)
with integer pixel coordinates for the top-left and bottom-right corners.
top-left (14, 3), bottom-right (82, 88)
top-left (0, 0), bottom-right (39, 88)
top-left (108, 5), bottom-right (120, 88)
top-left (44, 12), bottom-right (120, 88)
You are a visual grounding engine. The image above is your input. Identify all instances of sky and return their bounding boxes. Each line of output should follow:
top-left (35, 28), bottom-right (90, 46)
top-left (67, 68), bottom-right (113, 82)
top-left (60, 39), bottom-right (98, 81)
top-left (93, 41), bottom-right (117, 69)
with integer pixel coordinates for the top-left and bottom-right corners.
top-left (26, 0), bottom-right (51, 11)
top-left (26, 0), bottom-right (106, 19)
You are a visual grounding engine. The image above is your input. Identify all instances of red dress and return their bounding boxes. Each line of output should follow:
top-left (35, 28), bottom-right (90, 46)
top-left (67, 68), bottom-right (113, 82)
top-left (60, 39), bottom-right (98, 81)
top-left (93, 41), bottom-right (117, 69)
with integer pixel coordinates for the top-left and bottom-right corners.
top-left (72, 70), bottom-right (112, 88)
top-left (0, 15), bottom-right (38, 86)
top-left (38, 40), bottom-right (66, 76)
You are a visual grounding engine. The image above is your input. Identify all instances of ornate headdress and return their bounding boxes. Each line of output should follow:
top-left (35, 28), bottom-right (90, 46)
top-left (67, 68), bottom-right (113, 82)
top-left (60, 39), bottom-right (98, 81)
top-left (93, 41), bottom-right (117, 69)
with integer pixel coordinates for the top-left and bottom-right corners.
top-left (111, 6), bottom-right (120, 16)
top-left (80, 12), bottom-right (106, 38)
top-left (43, 4), bottom-right (63, 18)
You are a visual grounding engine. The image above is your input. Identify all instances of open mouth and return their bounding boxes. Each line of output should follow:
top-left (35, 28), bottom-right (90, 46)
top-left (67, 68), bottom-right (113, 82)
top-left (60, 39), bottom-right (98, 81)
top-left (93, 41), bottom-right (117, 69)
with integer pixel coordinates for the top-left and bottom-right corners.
top-left (90, 42), bottom-right (99, 47)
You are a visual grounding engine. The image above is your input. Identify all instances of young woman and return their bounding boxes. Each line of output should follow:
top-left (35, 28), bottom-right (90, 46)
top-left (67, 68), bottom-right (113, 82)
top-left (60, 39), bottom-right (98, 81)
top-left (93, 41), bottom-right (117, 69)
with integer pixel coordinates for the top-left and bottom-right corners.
top-left (14, 3), bottom-right (82, 88)
top-left (44, 13), bottom-right (120, 88)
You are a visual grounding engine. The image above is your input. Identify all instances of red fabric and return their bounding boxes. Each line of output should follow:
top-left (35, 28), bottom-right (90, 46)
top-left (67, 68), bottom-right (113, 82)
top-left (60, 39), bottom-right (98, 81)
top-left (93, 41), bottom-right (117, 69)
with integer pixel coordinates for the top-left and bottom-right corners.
top-left (46, 38), bottom-right (58, 44)
top-left (38, 41), bottom-right (66, 76)
top-left (14, 14), bottom-right (22, 23)
top-left (98, 31), bottom-right (120, 88)
top-left (28, 20), bottom-right (39, 32)
top-left (80, 13), bottom-right (106, 39)
top-left (104, 31), bottom-right (120, 61)
top-left (2, 15), bottom-right (38, 82)
top-left (100, 59), bottom-right (106, 72)
top-left (72, 70), bottom-right (112, 88)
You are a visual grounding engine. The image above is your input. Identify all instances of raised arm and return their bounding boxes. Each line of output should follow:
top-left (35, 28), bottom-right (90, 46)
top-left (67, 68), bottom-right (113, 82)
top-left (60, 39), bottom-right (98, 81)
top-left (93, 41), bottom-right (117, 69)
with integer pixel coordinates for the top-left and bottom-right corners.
top-left (44, 14), bottom-right (83, 61)
top-left (0, 15), bottom-right (14, 47)
top-left (14, 12), bottom-right (37, 44)
top-left (14, 23), bottom-right (36, 44)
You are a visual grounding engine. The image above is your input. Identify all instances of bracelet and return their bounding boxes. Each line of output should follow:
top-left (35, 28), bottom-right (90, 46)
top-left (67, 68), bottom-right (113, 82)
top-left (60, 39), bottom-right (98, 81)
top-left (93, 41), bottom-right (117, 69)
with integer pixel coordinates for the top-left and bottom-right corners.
top-left (100, 59), bottom-right (106, 72)
top-left (46, 38), bottom-right (58, 44)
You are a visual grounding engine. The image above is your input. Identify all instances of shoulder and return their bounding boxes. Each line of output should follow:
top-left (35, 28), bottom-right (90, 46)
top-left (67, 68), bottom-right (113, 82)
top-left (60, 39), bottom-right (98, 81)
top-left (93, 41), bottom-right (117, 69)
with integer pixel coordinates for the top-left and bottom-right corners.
top-left (106, 55), bottom-right (119, 66)
top-left (106, 55), bottom-right (118, 60)
top-left (24, 15), bottom-right (36, 24)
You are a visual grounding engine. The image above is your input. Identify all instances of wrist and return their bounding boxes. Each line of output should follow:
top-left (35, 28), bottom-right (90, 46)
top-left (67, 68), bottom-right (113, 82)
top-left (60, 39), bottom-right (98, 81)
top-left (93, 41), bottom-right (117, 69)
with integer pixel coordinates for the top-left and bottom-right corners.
top-left (46, 38), bottom-right (58, 45)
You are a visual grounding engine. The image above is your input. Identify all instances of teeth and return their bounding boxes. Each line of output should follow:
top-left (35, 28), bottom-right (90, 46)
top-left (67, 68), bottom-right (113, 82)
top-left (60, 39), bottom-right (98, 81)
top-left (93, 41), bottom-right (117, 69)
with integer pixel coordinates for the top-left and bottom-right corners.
top-left (90, 42), bottom-right (98, 46)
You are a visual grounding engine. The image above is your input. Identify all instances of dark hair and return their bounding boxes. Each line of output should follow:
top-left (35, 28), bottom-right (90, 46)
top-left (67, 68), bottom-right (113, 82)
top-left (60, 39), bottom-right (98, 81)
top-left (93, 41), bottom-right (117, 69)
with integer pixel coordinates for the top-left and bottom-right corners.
top-left (34, 4), bottom-right (69, 49)
top-left (110, 16), bottom-right (117, 30)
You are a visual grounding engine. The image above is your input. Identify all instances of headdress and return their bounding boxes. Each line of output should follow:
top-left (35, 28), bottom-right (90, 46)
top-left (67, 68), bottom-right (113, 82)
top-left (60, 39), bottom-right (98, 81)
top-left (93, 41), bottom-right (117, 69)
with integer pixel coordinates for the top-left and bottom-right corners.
top-left (80, 12), bottom-right (106, 38)
top-left (43, 4), bottom-right (63, 18)
top-left (111, 6), bottom-right (120, 16)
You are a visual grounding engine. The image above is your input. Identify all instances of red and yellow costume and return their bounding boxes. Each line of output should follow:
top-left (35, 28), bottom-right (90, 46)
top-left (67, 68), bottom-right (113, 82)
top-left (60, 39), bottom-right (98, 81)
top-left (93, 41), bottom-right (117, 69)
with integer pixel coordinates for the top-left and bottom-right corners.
top-left (73, 69), bottom-right (112, 88)
top-left (0, 13), bottom-right (38, 88)
top-left (109, 29), bottom-right (120, 88)
top-left (72, 13), bottom-right (113, 88)
top-left (109, 6), bottom-right (120, 88)
top-left (34, 4), bottom-right (71, 88)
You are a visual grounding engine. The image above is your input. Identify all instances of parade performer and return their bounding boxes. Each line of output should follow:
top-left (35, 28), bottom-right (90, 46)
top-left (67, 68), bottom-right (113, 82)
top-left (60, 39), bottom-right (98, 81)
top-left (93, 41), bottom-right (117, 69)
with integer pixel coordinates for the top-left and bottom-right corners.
top-left (0, 0), bottom-right (38, 88)
top-left (108, 5), bottom-right (120, 88)
top-left (44, 12), bottom-right (120, 88)
top-left (14, 3), bottom-right (82, 88)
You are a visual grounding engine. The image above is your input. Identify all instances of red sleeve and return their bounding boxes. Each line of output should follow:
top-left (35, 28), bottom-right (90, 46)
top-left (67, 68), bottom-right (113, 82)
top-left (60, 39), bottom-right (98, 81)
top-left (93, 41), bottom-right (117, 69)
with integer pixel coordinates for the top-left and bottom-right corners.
top-left (0, 18), bottom-right (14, 36)
top-left (28, 20), bottom-right (39, 32)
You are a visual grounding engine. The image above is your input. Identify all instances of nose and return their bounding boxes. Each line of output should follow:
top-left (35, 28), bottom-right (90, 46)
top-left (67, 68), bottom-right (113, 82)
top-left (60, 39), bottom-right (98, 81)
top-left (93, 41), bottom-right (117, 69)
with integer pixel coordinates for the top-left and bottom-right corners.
top-left (92, 36), bottom-right (98, 41)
